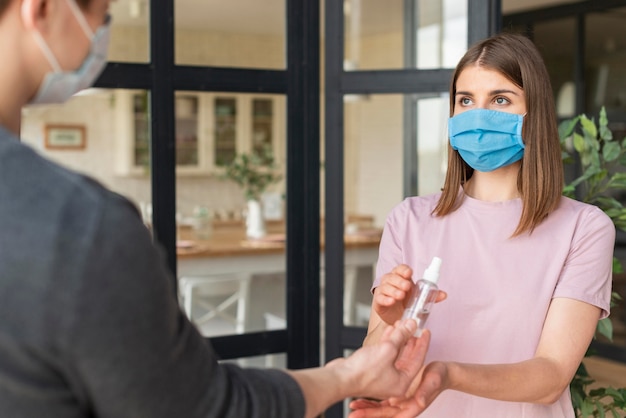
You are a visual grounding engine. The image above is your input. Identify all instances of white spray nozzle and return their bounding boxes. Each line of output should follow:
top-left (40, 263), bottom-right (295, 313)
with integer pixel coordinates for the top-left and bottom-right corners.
top-left (423, 256), bottom-right (442, 284)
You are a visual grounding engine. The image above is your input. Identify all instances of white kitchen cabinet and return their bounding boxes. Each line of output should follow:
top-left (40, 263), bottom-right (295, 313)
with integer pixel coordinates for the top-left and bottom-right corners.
top-left (114, 89), bottom-right (285, 176)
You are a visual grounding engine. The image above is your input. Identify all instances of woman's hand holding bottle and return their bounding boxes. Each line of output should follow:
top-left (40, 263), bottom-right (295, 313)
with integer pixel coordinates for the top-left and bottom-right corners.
top-left (373, 264), bottom-right (446, 326)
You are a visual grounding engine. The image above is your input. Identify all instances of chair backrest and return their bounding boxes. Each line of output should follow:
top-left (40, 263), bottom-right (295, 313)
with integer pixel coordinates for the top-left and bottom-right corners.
top-left (179, 274), bottom-right (252, 335)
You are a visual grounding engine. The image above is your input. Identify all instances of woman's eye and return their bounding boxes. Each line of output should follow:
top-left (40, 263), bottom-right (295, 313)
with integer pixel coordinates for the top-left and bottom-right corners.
top-left (460, 97), bottom-right (472, 106)
top-left (494, 97), bottom-right (510, 105)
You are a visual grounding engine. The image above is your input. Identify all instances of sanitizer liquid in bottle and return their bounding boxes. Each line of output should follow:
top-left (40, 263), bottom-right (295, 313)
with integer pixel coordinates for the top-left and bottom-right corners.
top-left (402, 256), bottom-right (442, 336)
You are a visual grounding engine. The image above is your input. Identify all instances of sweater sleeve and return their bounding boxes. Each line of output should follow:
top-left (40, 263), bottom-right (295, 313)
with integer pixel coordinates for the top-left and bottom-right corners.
top-left (62, 192), bottom-right (305, 418)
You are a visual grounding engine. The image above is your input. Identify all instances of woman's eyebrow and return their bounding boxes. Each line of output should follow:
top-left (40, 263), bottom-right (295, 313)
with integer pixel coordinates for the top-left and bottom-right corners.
top-left (455, 89), bottom-right (520, 96)
top-left (489, 89), bottom-right (521, 96)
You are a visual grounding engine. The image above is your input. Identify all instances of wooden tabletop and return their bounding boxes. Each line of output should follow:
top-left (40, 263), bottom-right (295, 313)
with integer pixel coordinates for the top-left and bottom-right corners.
top-left (176, 221), bottom-right (382, 259)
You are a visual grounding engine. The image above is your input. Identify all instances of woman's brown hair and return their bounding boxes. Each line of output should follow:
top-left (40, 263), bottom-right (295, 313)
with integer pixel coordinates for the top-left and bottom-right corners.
top-left (433, 32), bottom-right (564, 236)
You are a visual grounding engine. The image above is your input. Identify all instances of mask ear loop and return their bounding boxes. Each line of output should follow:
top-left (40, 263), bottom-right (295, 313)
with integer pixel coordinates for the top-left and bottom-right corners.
top-left (22, 0), bottom-right (63, 73)
top-left (31, 30), bottom-right (63, 72)
top-left (63, 0), bottom-right (95, 40)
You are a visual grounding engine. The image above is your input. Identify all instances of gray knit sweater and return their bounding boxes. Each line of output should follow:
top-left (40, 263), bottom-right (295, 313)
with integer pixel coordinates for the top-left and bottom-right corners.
top-left (0, 127), bottom-right (305, 417)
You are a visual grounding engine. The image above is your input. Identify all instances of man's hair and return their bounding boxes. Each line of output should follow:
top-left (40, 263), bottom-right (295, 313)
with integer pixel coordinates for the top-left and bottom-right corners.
top-left (433, 32), bottom-right (564, 236)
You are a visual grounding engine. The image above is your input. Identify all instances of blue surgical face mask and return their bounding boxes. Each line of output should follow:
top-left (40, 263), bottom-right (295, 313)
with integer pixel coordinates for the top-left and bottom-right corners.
top-left (29, 0), bottom-right (111, 105)
top-left (448, 108), bottom-right (525, 172)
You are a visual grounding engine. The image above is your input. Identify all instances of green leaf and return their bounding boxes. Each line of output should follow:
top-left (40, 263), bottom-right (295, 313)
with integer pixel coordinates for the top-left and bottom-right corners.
top-left (605, 387), bottom-right (624, 400)
top-left (559, 117), bottom-right (580, 141)
top-left (563, 184), bottom-right (576, 198)
top-left (596, 196), bottom-right (623, 210)
top-left (599, 107), bottom-right (613, 141)
top-left (573, 132), bottom-right (585, 154)
top-left (562, 151), bottom-right (575, 165)
top-left (603, 141), bottom-right (621, 161)
top-left (580, 114), bottom-right (598, 139)
top-left (603, 208), bottom-right (626, 220)
top-left (581, 399), bottom-right (594, 416)
top-left (597, 317), bottom-right (613, 341)
top-left (607, 173), bottom-right (626, 190)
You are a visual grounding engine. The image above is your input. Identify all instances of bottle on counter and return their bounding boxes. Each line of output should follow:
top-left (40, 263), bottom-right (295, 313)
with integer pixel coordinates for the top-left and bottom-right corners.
top-left (192, 206), bottom-right (213, 240)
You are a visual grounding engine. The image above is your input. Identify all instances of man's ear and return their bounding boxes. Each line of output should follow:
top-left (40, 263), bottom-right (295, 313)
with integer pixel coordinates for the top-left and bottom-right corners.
top-left (20, 0), bottom-right (49, 31)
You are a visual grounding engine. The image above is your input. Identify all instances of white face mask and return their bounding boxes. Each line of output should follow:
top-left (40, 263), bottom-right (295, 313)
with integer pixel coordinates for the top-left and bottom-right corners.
top-left (29, 0), bottom-right (111, 105)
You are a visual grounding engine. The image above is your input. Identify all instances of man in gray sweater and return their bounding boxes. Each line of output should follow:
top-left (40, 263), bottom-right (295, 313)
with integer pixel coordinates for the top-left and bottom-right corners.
top-left (0, 0), bottom-right (438, 416)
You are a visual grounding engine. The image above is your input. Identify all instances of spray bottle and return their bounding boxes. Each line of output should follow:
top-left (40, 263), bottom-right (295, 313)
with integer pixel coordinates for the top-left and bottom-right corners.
top-left (402, 256), bottom-right (442, 336)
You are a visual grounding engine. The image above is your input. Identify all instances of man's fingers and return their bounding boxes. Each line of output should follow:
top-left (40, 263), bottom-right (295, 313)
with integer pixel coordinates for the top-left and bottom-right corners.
top-left (381, 318), bottom-right (417, 348)
top-left (349, 405), bottom-right (401, 418)
top-left (348, 398), bottom-right (383, 410)
top-left (395, 328), bottom-right (431, 377)
top-left (348, 399), bottom-right (419, 418)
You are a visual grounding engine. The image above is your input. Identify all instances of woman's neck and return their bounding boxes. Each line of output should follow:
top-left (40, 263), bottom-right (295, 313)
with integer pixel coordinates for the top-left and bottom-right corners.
top-left (463, 162), bottom-right (521, 202)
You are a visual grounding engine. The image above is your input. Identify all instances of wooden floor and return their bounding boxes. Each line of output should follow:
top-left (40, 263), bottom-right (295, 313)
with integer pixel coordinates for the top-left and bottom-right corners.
top-left (583, 356), bottom-right (626, 388)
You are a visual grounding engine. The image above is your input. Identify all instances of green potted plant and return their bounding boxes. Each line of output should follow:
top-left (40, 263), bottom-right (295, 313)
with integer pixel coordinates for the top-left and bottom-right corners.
top-left (221, 146), bottom-right (282, 238)
top-left (558, 106), bottom-right (626, 416)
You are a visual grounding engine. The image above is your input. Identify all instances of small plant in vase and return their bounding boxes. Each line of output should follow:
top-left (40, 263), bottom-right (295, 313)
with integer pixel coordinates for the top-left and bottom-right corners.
top-left (221, 147), bottom-right (282, 239)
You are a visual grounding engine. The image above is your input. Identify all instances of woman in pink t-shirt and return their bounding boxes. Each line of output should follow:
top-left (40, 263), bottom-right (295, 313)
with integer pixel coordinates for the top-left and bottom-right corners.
top-left (351, 32), bottom-right (614, 418)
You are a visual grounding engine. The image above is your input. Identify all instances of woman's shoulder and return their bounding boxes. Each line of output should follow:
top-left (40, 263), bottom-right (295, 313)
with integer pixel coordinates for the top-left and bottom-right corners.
top-left (556, 195), bottom-right (615, 231)
top-left (558, 195), bottom-right (608, 215)
top-left (384, 192), bottom-right (442, 225)
top-left (391, 191), bottom-right (442, 213)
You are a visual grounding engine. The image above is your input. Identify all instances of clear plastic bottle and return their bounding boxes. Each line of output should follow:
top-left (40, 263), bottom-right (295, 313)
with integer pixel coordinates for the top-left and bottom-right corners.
top-left (402, 256), bottom-right (442, 336)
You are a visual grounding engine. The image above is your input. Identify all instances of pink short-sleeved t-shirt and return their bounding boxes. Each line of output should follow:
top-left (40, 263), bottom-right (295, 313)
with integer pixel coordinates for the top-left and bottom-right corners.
top-left (373, 192), bottom-right (615, 417)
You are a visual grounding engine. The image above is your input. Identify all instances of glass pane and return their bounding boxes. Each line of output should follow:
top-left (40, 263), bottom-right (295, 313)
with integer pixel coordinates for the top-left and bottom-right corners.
top-left (416, 94), bottom-right (449, 195)
top-left (252, 98), bottom-right (274, 161)
top-left (344, 0), bottom-right (404, 70)
top-left (176, 93), bottom-right (286, 338)
top-left (114, 89), bottom-right (208, 176)
top-left (586, 9), bottom-right (626, 137)
top-left (175, 94), bottom-right (199, 166)
top-left (530, 19), bottom-right (577, 119)
top-left (20, 89), bottom-right (152, 225)
top-left (132, 91), bottom-right (150, 168)
top-left (109, 0), bottom-right (150, 63)
top-left (343, 0), bottom-right (467, 71)
top-left (214, 97), bottom-right (238, 167)
top-left (342, 94), bottom-right (405, 326)
top-left (174, 0), bottom-right (286, 69)
top-left (416, 0), bottom-right (467, 69)
top-left (341, 94), bottom-right (447, 326)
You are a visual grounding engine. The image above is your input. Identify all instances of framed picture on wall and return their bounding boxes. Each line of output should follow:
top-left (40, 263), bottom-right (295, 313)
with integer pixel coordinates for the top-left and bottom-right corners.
top-left (44, 124), bottom-right (86, 150)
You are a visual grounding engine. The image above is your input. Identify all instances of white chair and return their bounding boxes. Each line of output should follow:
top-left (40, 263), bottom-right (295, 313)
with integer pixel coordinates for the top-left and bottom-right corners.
top-left (343, 264), bottom-right (375, 325)
top-left (263, 312), bottom-right (287, 367)
top-left (179, 274), bottom-right (252, 336)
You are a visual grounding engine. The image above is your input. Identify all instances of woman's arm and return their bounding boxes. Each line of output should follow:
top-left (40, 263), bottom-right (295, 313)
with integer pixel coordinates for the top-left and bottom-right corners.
top-left (431, 298), bottom-right (599, 405)
top-left (350, 297), bottom-right (601, 417)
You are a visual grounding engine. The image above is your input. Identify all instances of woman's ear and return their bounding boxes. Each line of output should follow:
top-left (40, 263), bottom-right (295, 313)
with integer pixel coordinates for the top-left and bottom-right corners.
top-left (20, 0), bottom-right (49, 31)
